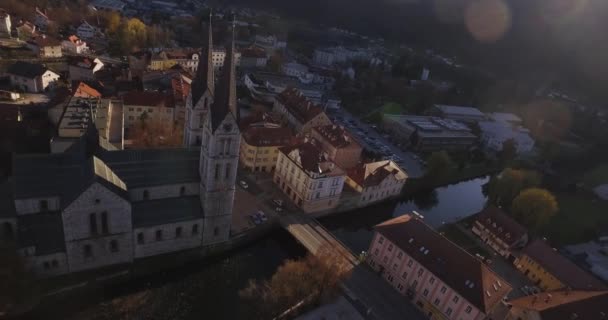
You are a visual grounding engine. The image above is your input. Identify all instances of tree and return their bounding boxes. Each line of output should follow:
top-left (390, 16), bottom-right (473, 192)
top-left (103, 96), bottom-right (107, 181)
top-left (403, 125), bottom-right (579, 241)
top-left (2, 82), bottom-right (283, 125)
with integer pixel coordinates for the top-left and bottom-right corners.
top-left (268, 52), bottom-right (284, 73)
top-left (485, 168), bottom-right (541, 209)
top-left (511, 188), bottom-right (558, 230)
top-left (239, 245), bottom-right (351, 318)
top-left (107, 11), bottom-right (122, 34)
top-left (499, 138), bottom-right (517, 164)
top-left (129, 120), bottom-right (183, 149)
top-left (424, 151), bottom-right (453, 183)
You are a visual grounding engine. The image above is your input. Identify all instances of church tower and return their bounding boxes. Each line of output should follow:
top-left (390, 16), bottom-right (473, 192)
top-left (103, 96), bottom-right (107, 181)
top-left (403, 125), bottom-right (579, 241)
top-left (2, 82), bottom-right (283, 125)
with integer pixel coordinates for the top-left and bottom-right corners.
top-left (184, 13), bottom-right (215, 147)
top-left (198, 19), bottom-right (240, 246)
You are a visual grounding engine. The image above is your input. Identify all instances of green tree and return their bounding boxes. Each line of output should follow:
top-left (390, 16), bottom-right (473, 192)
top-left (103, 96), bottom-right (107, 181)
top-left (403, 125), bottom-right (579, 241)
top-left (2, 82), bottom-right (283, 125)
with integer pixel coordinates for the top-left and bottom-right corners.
top-left (511, 188), bottom-right (558, 230)
top-left (485, 168), bottom-right (541, 209)
top-left (424, 151), bottom-right (453, 183)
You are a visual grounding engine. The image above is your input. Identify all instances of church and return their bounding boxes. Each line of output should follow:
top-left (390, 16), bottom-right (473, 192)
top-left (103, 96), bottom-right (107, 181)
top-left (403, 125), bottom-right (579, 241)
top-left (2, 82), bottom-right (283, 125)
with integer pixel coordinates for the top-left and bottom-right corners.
top-left (0, 19), bottom-right (241, 277)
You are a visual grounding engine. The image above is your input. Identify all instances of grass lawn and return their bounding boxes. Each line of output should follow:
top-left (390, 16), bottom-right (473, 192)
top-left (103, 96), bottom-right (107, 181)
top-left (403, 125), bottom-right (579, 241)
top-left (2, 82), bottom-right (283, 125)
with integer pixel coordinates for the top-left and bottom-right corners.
top-left (583, 165), bottom-right (608, 188)
top-left (541, 192), bottom-right (608, 245)
top-left (381, 102), bottom-right (406, 115)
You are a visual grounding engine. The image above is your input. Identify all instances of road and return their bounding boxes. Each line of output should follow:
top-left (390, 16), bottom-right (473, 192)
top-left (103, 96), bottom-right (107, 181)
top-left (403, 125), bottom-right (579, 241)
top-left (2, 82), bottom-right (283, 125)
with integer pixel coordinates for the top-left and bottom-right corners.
top-left (327, 108), bottom-right (424, 178)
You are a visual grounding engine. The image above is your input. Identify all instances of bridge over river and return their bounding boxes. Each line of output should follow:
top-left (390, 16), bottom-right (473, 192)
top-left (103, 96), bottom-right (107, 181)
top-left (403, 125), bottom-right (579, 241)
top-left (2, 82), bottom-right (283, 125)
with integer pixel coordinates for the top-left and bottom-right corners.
top-left (280, 212), bottom-right (426, 320)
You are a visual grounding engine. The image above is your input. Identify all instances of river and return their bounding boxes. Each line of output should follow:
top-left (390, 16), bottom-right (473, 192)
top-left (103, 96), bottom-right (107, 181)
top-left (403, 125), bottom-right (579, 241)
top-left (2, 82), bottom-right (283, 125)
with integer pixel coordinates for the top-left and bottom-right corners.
top-left (25, 177), bottom-right (488, 319)
top-left (321, 176), bottom-right (490, 253)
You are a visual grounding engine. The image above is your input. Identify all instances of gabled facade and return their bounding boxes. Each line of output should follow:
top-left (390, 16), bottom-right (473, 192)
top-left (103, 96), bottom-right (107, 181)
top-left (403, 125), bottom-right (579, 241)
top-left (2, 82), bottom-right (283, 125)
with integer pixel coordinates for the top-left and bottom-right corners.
top-left (7, 61), bottom-right (59, 93)
top-left (239, 113), bottom-right (293, 172)
top-left (345, 160), bottom-right (407, 206)
top-left (273, 88), bottom-right (332, 134)
top-left (471, 206), bottom-right (528, 258)
top-left (0, 9), bottom-right (11, 37)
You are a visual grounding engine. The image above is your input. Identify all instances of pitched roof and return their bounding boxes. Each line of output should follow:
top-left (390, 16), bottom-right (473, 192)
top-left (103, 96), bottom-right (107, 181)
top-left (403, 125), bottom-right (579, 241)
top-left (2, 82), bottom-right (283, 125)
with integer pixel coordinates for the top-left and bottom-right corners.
top-left (67, 56), bottom-right (101, 69)
top-left (190, 19), bottom-right (214, 109)
top-left (33, 35), bottom-right (61, 47)
top-left (313, 125), bottom-right (359, 149)
top-left (275, 88), bottom-right (325, 124)
top-left (73, 81), bottom-right (101, 98)
top-left (7, 61), bottom-right (49, 79)
top-left (348, 160), bottom-right (407, 188)
top-left (521, 239), bottom-right (606, 290)
top-left (122, 91), bottom-right (170, 108)
top-left (508, 290), bottom-right (608, 319)
top-left (242, 126), bottom-right (293, 147)
top-left (279, 141), bottom-right (344, 177)
top-left (17, 211), bottom-right (66, 255)
top-left (210, 33), bottom-right (238, 132)
top-left (375, 215), bottom-right (512, 313)
top-left (474, 206), bottom-right (528, 247)
top-left (132, 196), bottom-right (203, 228)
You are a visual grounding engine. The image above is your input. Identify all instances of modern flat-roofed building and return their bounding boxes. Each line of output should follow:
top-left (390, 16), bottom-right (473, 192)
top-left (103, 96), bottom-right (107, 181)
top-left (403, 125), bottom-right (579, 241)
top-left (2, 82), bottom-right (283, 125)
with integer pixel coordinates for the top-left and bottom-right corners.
top-left (471, 206), bottom-right (528, 259)
top-left (274, 141), bottom-right (345, 213)
top-left (478, 121), bottom-right (535, 155)
top-left (514, 239), bottom-right (606, 291)
top-left (368, 215), bottom-right (512, 320)
top-left (383, 115), bottom-right (477, 151)
top-left (430, 105), bottom-right (486, 123)
top-left (273, 88), bottom-right (332, 134)
top-left (345, 160), bottom-right (407, 206)
top-left (311, 124), bottom-right (362, 169)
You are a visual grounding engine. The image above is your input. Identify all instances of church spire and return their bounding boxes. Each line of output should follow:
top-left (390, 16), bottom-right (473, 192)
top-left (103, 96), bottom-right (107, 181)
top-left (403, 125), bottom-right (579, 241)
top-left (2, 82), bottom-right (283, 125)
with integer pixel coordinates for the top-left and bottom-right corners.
top-left (209, 15), bottom-right (238, 131)
top-left (191, 10), bottom-right (214, 108)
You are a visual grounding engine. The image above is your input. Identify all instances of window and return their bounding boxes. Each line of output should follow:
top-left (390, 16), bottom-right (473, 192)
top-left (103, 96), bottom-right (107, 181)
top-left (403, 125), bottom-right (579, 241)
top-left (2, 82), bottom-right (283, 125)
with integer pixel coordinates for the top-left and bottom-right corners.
top-left (318, 181), bottom-right (323, 189)
top-left (374, 249), bottom-right (379, 255)
top-left (393, 263), bottom-right (398, 270)
top-left (180, 186), bottom-right (186, 196)
top-left (101, 211), bottom-right (109, 234)
top-left (383, 256), bottom-right (388, 263)
top-left (402, 271), bottom-right (408, 279)
top-left (379, 237), bottom-right (384, 244)
top-left (43, 261), bottom-right (50, 270)
top-left (388, 244), bottom-right (393, 252)
top-left (143, 190), bottom-right (149, 200)
top-left (95, 199), bottom-right (100, 204)
top-left (423, 289), bottom-right (429, 297)
top-left (434, 299), bottom-right (440, 306)
top-left (397, 252), bottom-right (403, 259)
top-left (440, 286), bottom-right (447, 294)
top-left (175, 227), bottom-right (182, 238)
top-left (215, 164), bottom-right (220, 180)
top-left (89, 213), bottom-right (97, 235)
top-left (137, 233), bottom-right (144, 244)
top-left (417, 268), bottom-right (424, 277)
top-left (110, 240), bottom-right (118, 253)
top-left (453, 296), bottom-right (459, 303)
top-left (225, 165), bottom-right (231, 180)
top-left (214, 227), bottom-right (219, 236)
top-left (465, 306), bottom-right (472, 314)
top-left (446, 308), bottom-right (453, 316)
top-left (155, 230), bottom-right (163, 241)
top-left (192, 224), bottom-right (199, 235)
top-left (40, 200), bottom-right (48, 211)
top-left (315, 192), bottom-right (320, 199)
top-left (407, 260), bottom-right (413, 267)
top-left (84, 244), bottom-right (92, 258)
top-left (429, 277), bottom-right (435, 284)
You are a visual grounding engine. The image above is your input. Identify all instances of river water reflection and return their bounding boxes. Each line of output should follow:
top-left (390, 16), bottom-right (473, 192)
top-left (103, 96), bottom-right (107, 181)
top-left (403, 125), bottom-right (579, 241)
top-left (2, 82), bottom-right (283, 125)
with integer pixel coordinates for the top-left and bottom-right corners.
top-left (321, 177), bottom-right (489, 253)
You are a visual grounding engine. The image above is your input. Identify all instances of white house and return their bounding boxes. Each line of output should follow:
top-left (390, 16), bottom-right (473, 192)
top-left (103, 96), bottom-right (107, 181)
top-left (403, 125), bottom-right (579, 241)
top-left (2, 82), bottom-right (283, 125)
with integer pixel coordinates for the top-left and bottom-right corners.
top-left (62, 35), bottom-right (88, 54)
top-left (0, 9), bottom-right (11, 38)
top-left (68, 56), bottom-right (104, 82)
top-left (345, 160), bottom-right (408, 206)
top-left (274, 141), bottom-right (346, 214)
top-left (28, 35), bottom-right (62, 58)
top-left (478, 121), bottom-right (535, 155)
top-left (76, 21), bottom-right (99, 39)
top-left (7, 61), bottom-right (60, 93)
top-left (282, 62), bottom-right (311, 81)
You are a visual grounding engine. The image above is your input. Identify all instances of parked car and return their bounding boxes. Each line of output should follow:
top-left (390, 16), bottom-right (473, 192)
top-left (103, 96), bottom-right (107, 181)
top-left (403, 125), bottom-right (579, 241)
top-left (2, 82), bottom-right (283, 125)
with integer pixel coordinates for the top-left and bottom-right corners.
top-left (257, 210), bottom-right (268, 222)
top-left (273, 199), bottom-right (284, 207)
top-left (239, 180), bottom-right (249, 189)
top-left (250, 214), bottom-right (262, 225)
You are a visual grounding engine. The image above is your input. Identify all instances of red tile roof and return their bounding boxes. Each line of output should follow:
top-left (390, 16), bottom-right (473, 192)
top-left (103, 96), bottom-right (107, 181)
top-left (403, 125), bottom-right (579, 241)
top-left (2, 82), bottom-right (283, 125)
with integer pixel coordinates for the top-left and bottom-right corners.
top-left (72, 81), bottom-right (101, 98)
top-left (34, 35), bottom-right (61, 47)
top-left (241, 46), bottom-right (267, 59)
top-left (375, 215), bottom-right (512, 313)
top-left (509, 289), bottom-right (608, 319)
top-left (242, 126), bottom-right (293, 147)
top-left (122, 91), bottom-right (172, 108)
top-left (521, 239), bottom-right (606, 290)
top-left (312, 124), bottom-right (359, 149)
top-left (280, 141), bottom-right (341, 175)
top-left (348, 161), bottom-right (401, 188)
top-left (275, 88), bottom-right (325, 124)
top-left (474, 206), bottom-right (527, 247)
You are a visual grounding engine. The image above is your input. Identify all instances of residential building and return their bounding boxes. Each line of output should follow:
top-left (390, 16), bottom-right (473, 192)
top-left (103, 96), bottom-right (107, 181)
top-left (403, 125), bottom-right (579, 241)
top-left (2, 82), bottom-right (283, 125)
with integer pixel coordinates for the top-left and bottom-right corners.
top-left (254, 34), bottom-right (286, 52)
top-left (514, 239), bottom-right (606, 291)
top-left (471, 206), bottom-right (528, 259)
top-left (274, 141), bottom-right (346, 214)
top-left (368, 215), bottom-right (512, 320)
top-left (34, 7), bottom-right (50, 30)
top-left (282, 62), bottom-right (310, 80)
top-left (4, 20), bottom-right (241, 278)
top-left (506, 290), bottom-right (608, 320)
top-left (478, 121), bottom-right (535, 155)
top-left (345, 160), bottom-right (407, 206)
top-left (15, 21), bottom-right (36, 40)
top-left (122, 91), bottom-right (175, 128)
top-left (273, 88), bottom-right (332, 133)
top-left (28, 35), bottom-right (62, 58)
top-left (76, 21), bottom-right (99, 39)
top-left (68, 56), bottom-right (104, 82)
top-left (150, 48), bottom-right (241, 72)
top-left (72, 81), bottom-right (102, 99)
top-left (0, 9), bottom-right (11, 38)
top-left (383, 115), bottom-right (477, 152)
top-left (239, 113), bottom-right (293, 172)
top-left (310, 124), bottom-right (362, 169)
top-left (7, 61), bottom-right (59, 93)
top-left (244, 72), bottom-right (325, 103)
top-left (62, 35), bottom-right (88, 54)
top-left (313, 48), bottom-right (335, 66)
top-left (429, 105), bottom-right (487, 123)
top-left (239, 46), bottom-right (268, 68)
top-left (313, 47), bottom-right (373, 66)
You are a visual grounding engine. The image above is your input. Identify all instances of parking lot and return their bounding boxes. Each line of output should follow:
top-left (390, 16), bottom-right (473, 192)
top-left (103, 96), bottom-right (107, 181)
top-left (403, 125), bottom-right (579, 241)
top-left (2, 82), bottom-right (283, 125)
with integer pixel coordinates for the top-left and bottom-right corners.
top-left (327, 108), bottom-right (424, 178)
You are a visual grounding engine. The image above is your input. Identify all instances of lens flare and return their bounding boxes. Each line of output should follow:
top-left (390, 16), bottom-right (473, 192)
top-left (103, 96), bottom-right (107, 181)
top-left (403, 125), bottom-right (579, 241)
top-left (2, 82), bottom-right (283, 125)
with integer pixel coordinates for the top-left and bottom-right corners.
top-left (465, 0), bottom-right (512, 43)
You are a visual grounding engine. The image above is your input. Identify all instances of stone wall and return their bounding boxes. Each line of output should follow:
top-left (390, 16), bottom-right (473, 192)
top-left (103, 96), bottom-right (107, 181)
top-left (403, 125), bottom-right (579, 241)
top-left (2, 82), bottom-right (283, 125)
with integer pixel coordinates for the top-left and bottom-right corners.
top-left (133, 219), bottom-right (204, 258)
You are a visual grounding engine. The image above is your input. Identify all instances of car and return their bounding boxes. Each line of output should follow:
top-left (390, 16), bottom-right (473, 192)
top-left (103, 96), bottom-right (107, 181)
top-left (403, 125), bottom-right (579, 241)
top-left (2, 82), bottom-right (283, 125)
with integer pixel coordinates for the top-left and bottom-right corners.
top-left (239, 180), bottom-right (249, 189)
top-left (249, 214), bottom-right (262, 225)
top-left (257, 210), bottom-right (268, 222)
top-left (273, 199), bottom-right (284, 207)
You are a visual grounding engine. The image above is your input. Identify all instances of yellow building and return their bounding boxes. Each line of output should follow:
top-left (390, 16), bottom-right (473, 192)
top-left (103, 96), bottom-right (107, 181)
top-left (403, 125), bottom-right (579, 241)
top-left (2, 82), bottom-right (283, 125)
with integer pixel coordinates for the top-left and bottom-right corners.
top-left (240, 114), bottom-right (293, 173)
top-left (515, 239), bottom-right (605, 291)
